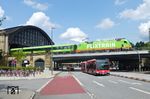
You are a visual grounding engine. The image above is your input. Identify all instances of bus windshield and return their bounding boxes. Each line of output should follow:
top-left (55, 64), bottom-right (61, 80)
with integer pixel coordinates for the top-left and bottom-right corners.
top-left (96, 61), bottom-right (109, 70)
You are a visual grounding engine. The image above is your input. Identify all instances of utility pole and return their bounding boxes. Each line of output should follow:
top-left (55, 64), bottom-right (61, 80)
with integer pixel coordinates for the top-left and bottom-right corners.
top-left (149, 28), bottom-right (150, 42)
top-left (50, 27), bottom-right (55, 75)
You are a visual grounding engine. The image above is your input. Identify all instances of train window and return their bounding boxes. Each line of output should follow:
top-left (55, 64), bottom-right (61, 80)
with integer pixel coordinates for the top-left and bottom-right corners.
top-left (58, 47), bottom-right (61, 49)
top-left (124, 41), bottom-right (127, 43)
top-left (51, 46), bottom-right (56, 50)
top-left (64, 46), bottom-right (68, 49)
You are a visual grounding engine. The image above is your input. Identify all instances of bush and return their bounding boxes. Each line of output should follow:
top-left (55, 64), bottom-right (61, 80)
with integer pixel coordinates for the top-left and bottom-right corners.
top-left (0, 66), bottom-right (39, 71)
top-left (0, 66), bottom-right (13, 70)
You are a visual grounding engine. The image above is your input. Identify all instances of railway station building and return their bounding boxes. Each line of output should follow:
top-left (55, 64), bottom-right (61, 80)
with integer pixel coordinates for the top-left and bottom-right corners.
top-left (0, 25), bottom-right (54, 68)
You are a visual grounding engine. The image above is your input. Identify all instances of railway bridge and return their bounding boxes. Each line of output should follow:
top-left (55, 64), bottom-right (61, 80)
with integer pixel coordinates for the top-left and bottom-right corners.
top-left (8, 50), bottom-right (150, 71)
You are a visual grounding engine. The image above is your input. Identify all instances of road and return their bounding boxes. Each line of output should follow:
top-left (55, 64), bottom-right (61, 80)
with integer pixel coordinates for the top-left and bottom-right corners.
top-left (34, 71), bottom-right (150, 99)
top-left (0, 71), bottom-right (150, 99)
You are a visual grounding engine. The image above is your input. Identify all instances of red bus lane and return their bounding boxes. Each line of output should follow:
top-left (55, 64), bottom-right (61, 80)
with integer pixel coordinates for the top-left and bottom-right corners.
top-left (40, 75), bottom-right (85, 95)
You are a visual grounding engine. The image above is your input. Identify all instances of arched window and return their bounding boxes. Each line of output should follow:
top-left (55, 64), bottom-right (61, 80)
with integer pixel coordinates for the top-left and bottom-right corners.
top-left (35, 59), bottom-right (45, 70)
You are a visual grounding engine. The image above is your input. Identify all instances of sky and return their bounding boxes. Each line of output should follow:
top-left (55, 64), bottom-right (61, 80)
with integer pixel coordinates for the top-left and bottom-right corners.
top-left (0, 0), bottom-right (150, 44)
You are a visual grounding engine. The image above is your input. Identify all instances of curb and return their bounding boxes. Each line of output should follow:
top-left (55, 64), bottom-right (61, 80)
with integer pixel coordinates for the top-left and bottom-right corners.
top-left (110, 74), bottom-right (150, 83)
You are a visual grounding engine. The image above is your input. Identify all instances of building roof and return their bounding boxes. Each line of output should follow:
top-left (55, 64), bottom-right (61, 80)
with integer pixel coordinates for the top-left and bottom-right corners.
top-left (0, 25), bottom-right (54, 44)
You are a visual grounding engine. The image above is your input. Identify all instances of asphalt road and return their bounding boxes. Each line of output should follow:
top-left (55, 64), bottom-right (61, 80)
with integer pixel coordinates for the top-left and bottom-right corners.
top-left (0, 71), bottom-right (150, 99)
top-left (73, 72), bottom-right (150, 99)
top-left (34, 71), bottom-right (150, 99)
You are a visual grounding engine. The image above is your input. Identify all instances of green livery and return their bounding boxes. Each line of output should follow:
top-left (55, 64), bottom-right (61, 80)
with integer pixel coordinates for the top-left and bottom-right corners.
top-left (10, 44), bottom-right (76, 54)
top-left (10, 38), bottom-right (132, 54)
top-left (76, 38), bottom-right (132, 52)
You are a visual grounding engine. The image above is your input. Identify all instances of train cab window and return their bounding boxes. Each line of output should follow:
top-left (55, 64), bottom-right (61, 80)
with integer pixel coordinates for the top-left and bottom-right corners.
top-left (124, 41), bottom-right (127, 43)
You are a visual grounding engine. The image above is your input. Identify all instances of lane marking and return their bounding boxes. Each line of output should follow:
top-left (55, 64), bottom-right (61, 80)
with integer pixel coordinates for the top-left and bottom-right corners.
top-left (87, 91), bottom-right (96, 99)
top-left (93, 81), bottom-right (105, 87)
top-left (118, 80), bottom-right (142, 85)
top-left (132, 83), bottom-right (142, 85)
top-left (72, 75), bottom-right (84, 86)
top-left (118, 80), bottom-right (131, 84)
top-left (36, 78), bottom-right (53, 92)
top-left (73, 75), bottom-right (96, 98)
top-left (129, 87), bottom-right (150, 95)
top-left (108, 80), bottom-right (118, 84)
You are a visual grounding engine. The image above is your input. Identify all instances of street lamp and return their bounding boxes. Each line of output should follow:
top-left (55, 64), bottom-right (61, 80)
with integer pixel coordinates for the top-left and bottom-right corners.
top-left (50, 27), bottom-right (55, 75)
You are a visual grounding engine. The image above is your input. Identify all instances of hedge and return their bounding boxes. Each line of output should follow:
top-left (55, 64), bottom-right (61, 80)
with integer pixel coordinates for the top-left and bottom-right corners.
top-left (0, 66), bottom-right (42, 71)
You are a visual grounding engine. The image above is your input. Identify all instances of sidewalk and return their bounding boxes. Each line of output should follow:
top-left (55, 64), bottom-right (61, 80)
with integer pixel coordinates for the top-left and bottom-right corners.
top-left (0, 71), bottom-right (61, 99)
top-left (0, 89), bottom-right (35, 99)
top-left (110, 71), bottom-right (150, 83)
top-left (0, 71), bottom-right (61, 80)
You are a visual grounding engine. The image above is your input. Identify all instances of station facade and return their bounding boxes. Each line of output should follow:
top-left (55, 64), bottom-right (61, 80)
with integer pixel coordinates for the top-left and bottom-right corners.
top-left (0, 25), bottom-right (54, 68)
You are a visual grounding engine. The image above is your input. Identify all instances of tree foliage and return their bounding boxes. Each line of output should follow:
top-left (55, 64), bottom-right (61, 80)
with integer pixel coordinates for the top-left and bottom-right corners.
top-left (0, 17), bottom-right (6, 26)
top-left (11, 49), bottom-right (26, 66)
top-left (135, 41), bottom-right (150, 50)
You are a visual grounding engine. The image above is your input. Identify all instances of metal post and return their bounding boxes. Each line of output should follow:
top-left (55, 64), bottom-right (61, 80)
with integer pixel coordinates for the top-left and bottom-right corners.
top-left (50, 27), bottom-right (55, 75)
top-left (149, 28), bottom-right (150, 42)
top-left (137, 50), bottom-right (141, 72)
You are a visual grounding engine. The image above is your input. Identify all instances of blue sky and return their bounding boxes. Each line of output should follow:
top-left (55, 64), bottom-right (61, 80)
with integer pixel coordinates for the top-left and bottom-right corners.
top-left (0, 0), bottom-right (150, 44)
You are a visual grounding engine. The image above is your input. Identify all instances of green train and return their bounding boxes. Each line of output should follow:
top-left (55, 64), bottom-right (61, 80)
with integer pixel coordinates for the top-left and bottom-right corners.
top-left (76, 38), bottom-right (132, 52)
top-left (10, 38), bottom-right (132, 54)
top-left (10, 44), bottom-right (76, 54)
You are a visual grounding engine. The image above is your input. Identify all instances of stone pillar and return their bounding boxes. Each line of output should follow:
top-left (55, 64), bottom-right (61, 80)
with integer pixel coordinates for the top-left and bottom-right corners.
top-left (30, 51), bottom-right (33, 66)
top-left (45, 51), bottom-right (51, 69)
top-left (0, 34), bottom-right (9, 66)
top-left (44, 50), bottom-right (51, 73)
top-left (4, 35), bottom-right (9, 55)
top-left (0, 34), bottom-right (5, 56)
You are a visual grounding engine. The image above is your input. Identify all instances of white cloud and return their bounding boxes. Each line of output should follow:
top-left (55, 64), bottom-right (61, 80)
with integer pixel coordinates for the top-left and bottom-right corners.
top-left (60, 27), bottom-right (88, 42)
top-left (120, 0), bottom-right (150, 20)
top-left (0, 6), bottom-right (4, 18)
top-left (115, 0), bottom-right (127, 5)
top-left (24, 0), bottom-right (48, 11)
top-left (96, 18), bottom-right (115, 29)
top-left (138, 21), bottom-right (150, 36)
top-left (26, 12), bottom-right (58, 30)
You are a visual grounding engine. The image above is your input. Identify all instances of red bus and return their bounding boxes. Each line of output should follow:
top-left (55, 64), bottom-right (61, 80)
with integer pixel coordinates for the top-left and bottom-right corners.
top-left (80, 59), bottom-right (110, 75)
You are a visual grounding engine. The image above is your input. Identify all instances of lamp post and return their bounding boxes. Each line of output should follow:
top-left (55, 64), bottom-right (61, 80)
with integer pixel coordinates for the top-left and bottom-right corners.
top-left (136, 50), bottom-right (141, 72)
top-left (149, 28), bottom-right (150, 42)
top-left (50, 27), bottom-right (55, 75)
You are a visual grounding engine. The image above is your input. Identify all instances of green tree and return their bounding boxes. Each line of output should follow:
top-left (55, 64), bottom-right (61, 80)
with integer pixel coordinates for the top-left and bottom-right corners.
top-left (0, 17), bottom-right (6, 26)
top-left (144, 42), bottom-right (150, 50)
top-left (135, 41), bottom-right (145, 50)
top-left (135, 41), bottom-right (150, 50)
top-left (11, 49), bottom-right (26, 66)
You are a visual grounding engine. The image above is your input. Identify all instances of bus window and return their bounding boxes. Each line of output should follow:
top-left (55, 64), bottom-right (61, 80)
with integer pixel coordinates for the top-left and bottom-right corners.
top-left (96, 61), bottom-right (109, 70)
